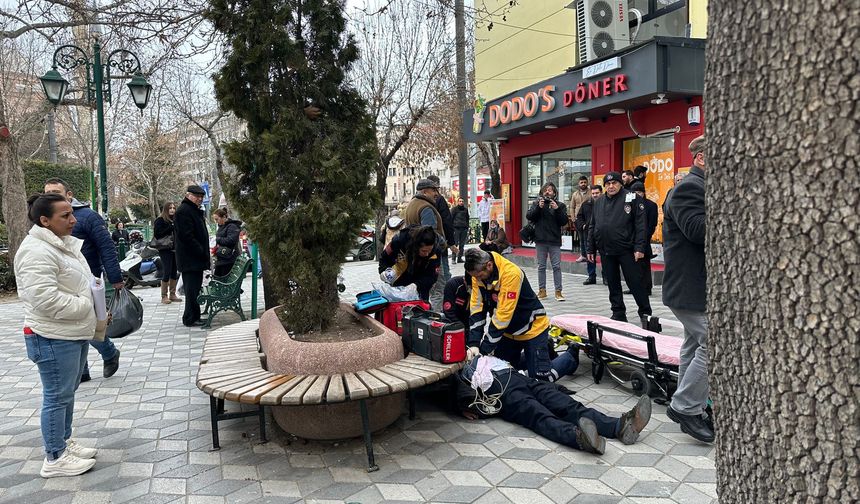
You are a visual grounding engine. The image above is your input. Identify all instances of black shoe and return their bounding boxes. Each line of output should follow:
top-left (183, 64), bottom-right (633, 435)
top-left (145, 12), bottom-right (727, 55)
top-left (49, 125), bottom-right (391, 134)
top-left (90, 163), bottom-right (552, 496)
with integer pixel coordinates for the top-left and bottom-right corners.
top-left (582, 277), bottom-right (596, 285)
top-left (80, 371), bottom-right (91, 383)
top-left (610, 313), bottom-right (628, 322)
top-left (703, 404), bottom-right (714, 432)
top-left (618, 395), bottom-right (652, 445)
top-left (103, 350), bottom-right (120, 378)
top-left (667, 406), bottom-right (715, 443)
top-left (575, 418), bottom-right (605, 455)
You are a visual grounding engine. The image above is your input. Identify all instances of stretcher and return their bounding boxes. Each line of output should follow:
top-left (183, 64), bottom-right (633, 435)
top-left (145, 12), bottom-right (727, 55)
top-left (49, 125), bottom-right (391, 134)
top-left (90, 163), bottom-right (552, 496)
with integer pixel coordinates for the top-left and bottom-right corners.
top-left (550, 314), bottom-right (681, 403)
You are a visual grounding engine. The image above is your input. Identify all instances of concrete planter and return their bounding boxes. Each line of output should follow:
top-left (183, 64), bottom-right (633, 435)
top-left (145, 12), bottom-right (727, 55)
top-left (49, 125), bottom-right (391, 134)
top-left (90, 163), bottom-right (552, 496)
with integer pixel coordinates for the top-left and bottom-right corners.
top-left (258, 302), bottom-right (405, 440)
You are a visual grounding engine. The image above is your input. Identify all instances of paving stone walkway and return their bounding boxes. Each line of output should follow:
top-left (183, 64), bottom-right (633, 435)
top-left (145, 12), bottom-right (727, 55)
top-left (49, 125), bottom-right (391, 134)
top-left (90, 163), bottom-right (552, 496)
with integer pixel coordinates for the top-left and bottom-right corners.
top-left (0, 260), bottom-right (716, 504)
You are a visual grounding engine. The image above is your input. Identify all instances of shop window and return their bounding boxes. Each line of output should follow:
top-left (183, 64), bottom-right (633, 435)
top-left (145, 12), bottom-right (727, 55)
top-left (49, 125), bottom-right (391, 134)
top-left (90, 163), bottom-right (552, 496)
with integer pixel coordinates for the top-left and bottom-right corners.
top-left (520, 146), bottom-right (592, 250)
top-left (622, 136), bottom-right (675, 243)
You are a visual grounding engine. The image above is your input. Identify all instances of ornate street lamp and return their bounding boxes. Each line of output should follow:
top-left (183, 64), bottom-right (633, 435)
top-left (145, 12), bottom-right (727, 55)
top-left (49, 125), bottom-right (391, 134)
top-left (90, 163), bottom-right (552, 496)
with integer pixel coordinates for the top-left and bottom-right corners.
top-left (39, 42), bottom-right (152, 215)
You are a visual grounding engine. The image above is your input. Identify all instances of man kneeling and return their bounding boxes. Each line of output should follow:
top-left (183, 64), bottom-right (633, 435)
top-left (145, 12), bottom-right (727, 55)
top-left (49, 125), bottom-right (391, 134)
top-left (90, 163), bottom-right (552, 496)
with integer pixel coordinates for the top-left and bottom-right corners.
top-left (457, 355), bottom-right (651, 454)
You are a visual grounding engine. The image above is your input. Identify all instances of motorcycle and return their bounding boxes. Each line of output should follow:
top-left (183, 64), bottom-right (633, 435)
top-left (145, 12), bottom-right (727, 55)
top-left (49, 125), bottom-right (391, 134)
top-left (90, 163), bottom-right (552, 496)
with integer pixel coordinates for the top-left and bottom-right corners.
top-left (120, 241), bottom-right (163, 288)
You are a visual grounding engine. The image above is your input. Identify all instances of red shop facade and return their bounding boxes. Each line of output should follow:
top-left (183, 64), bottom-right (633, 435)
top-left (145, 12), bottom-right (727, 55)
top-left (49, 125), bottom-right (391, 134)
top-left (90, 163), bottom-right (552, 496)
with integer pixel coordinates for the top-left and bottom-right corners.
top-left (464, 37), bottom-right (706, 248)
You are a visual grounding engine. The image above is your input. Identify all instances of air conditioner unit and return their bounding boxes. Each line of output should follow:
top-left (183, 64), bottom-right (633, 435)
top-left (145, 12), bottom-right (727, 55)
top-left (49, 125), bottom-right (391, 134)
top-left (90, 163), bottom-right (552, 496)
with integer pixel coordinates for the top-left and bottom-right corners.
top-left (575, 0), bottom-right (630, 64)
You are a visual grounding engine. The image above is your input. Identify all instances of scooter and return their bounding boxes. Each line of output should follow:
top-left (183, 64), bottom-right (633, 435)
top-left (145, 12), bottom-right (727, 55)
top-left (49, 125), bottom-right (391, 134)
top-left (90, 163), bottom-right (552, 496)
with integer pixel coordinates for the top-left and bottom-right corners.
top-left (120, 242), bottom-right (163, 289)
top-left (348, 225), bottom-right (377, 262)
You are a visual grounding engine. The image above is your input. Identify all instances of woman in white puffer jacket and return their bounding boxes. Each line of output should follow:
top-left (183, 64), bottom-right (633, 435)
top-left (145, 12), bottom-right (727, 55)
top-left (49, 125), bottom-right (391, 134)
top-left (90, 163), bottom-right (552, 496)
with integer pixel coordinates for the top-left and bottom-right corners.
top-left (14, 193), bottom-right (99, 478)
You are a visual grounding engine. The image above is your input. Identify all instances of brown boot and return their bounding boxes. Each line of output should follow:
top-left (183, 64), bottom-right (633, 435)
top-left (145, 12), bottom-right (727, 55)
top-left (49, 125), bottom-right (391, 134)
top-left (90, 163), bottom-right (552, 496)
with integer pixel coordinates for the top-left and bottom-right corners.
top-left (160, 281), bottom-right (171, 304)
top-left (169, 279), bottom-right (183, 302)
top-left (537, 288), bottom-right (547, 299)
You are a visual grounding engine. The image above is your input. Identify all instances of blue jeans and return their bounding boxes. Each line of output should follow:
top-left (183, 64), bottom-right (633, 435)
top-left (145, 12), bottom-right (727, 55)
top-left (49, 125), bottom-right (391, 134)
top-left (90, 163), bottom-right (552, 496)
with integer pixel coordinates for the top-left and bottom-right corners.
top-left (25, 334), bottom-right (88, 460)
top-left (82, 337), bottom-right (117, 376)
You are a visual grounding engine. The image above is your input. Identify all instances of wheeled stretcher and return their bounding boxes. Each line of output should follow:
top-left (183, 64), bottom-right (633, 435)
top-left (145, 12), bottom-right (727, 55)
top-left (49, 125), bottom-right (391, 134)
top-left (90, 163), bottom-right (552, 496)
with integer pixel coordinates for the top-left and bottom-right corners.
top-left (550, 314), bottom-right (681, 403)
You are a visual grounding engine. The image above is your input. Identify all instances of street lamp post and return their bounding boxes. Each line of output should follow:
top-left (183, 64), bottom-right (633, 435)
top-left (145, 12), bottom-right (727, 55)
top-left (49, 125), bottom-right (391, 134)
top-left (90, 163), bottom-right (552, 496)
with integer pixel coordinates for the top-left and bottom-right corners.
top-left (40, 40), bottom-right (152, 216)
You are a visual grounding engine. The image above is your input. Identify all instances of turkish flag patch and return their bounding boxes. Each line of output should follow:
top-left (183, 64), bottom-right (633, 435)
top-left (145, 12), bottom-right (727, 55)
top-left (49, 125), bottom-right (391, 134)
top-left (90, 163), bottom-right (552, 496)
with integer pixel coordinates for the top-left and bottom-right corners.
top-left (443, 301), bottom-right (452, 310)
top-left (506, 292), bottom-right (517, 299)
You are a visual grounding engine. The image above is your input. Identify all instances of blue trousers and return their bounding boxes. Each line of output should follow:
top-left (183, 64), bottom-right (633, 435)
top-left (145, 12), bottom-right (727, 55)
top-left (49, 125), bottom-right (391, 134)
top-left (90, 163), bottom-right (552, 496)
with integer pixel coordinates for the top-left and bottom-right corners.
top-left (25, 334), bottom-right (88, 460)
top-left (493, 329), bottom-right (553, 381)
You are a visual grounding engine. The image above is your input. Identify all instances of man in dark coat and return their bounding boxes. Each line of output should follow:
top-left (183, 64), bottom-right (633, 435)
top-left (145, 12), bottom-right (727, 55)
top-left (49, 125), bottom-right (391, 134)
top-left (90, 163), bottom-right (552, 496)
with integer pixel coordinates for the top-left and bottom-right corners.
top-left (44, 178), bottom-right (124, 381)
top-left (662, 136), bottom-right (713, 443)
top-left (575, 184), bottom-right (603, 285)
top-left (450, 198), bottom-right (470, 263)
top-left (586, 172), bottom-right (651, 322)
top-left (174, 185), bottom-right (210, 327)
top-left (630, 182), bottom-right (658, 295)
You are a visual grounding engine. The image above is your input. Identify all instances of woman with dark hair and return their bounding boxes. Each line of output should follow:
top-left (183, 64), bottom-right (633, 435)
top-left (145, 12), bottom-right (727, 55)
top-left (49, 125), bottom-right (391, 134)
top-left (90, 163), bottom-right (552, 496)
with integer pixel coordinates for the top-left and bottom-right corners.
top-left (14, 193), bottom-right (99, 477)
top-left (212, 208), bottom-right (243, 278)
top-left (110, 221), bottom-right (130, 244)
top-left (153, 202), bottom-right (181, 304)
top-left (378, 224), bottom-right (444, 301)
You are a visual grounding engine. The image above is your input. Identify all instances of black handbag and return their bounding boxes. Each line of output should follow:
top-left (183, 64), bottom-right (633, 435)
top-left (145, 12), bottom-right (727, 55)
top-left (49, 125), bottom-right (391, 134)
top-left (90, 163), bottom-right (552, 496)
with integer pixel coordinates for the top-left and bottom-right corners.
top-left (216, 245), bottom-right (237, 260)
top-left (519, 222), bottom-right (536, 243)
top-left (150, 235), bottom-right (174, 250)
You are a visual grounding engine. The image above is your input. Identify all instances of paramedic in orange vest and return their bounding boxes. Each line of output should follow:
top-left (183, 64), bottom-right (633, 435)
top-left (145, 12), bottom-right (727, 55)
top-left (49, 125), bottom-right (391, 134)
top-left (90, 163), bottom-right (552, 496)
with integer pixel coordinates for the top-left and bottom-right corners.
top-left (464, 248), bottom-right (553, 381)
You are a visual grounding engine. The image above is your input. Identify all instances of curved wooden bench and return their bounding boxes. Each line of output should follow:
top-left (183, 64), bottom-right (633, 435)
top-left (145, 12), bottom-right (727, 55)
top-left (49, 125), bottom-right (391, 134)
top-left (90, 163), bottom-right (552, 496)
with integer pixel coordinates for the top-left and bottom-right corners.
top-left (196, 320), bottom-right (463, 471)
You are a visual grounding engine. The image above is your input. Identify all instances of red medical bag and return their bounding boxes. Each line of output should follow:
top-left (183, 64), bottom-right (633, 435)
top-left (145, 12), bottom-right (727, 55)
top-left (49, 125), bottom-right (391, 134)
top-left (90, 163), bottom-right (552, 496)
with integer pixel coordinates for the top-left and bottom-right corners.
top-left (375, 300), bottom-right (430, 336)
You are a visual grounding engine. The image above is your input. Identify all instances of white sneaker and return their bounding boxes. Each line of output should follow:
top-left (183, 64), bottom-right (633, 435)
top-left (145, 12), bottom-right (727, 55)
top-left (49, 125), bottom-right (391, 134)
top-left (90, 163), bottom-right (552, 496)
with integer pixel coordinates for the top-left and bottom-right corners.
top-left (40, 451), bottom-right (96, 478)
top-left (66, 439), bottom-right (97, 459)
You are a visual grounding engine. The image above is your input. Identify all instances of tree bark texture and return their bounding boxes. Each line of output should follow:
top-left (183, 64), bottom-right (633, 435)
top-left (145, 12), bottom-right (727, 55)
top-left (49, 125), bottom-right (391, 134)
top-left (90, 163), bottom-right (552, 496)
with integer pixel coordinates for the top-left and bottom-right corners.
top-left (707, 2), bottom-right (859, 502)
top-left (0, 85), bottom-right (30, 269)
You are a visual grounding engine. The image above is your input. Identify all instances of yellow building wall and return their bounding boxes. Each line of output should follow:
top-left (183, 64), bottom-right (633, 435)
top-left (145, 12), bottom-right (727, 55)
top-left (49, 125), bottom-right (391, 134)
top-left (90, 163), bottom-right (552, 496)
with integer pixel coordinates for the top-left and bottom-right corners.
top-left (474, 0), bottom-right (709, 101)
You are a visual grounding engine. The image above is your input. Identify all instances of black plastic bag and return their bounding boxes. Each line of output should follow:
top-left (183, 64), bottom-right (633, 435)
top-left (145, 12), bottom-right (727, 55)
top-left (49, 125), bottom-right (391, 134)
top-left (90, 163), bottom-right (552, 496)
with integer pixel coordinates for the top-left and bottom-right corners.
top-left (105, 288), bottom-right (144, 339)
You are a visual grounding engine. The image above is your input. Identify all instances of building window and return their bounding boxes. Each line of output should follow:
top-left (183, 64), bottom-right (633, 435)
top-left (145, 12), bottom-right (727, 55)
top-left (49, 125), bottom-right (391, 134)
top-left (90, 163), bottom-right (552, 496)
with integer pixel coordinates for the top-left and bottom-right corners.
top-left (622, 136), bottom-right (675, 242)
top-left (521, 146), bottom-right (592, 206)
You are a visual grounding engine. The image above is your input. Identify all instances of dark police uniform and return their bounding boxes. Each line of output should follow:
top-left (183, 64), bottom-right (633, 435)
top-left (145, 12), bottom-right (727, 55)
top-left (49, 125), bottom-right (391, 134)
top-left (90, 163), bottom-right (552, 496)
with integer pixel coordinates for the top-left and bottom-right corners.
top-left (443, 275), bottom-right (471, 325)
top-left (587, 175), bottom-right (652, 321)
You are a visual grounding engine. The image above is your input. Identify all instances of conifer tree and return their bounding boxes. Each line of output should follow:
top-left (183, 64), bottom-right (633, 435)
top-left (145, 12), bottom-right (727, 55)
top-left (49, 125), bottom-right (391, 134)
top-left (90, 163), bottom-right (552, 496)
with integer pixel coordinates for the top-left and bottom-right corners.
top-left (206, 0), bottom-right (379, 332)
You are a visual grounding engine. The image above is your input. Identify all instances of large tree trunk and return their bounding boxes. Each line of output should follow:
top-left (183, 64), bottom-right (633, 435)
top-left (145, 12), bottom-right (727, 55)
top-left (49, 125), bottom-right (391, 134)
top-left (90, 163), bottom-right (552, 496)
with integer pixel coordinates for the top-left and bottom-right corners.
top-left (479, 142), bottom-right (501, 198)
top-left (708, 2), bottom-right (859, 502)
top-left (0, 87), bottom-right (30, 269)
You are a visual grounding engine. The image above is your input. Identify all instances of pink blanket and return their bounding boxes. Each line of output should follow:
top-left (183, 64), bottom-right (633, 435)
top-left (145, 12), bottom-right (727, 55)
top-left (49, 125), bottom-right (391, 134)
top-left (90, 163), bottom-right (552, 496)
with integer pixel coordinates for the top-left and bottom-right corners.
top-left (550, 314), bottom-right (681, 366)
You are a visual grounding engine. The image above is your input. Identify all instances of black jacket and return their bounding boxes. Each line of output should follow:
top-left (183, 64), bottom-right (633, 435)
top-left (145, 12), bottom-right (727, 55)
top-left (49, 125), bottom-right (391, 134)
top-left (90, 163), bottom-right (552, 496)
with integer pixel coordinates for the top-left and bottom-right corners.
top-left (173, 198), bottom-right (210, 272)
top-left (662, 167), bottom-right (706, 312)
top-left (587, 188), bottom-right (647, 256)
top-left (214, 219), bottom-right (243, 267)
top-left (434, 195), bottom-right (455, 246)
top-left (111, 228), bottom-right (130, 244)
top-left (443, 276), bottom-right (470, 325)
top-left (154, 217), bottom-right (174, 239)
top-left (526, 198), bottom-right (568, 246)
top-left (451, 204), bottom-right (470, 229)
top-left (378, 226), bottom-right (443, 301)
top-left (642, 196), bottom-right (658, 243)
top-left (574, 198), bottom-right (594, 233)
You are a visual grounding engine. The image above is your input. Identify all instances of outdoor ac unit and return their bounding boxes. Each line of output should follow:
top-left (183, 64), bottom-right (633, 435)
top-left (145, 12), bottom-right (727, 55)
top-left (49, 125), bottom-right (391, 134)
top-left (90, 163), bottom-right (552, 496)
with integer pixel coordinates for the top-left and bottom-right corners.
top-left (575, 0), bottom-right (630, 64)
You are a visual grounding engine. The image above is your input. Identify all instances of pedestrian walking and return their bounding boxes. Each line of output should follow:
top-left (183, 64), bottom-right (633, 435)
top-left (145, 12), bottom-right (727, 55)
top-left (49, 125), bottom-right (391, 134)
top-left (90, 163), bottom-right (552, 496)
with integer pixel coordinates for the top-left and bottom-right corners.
top-left (662, 135), bottom-right (713, 443)
top-left (44, 178), bottom-right (121, 381)
top-left (575, 184), bottom-right (603, 285)
top-left (526, 182), bottom-right (569, 301)
top-left (212, 208), bottom-right (243, 278)
top-left (568, 176), bottom-right (590, 262)
top-left (586, 172), bottom-right (652, 322)
top-left (451, 198), bottom-right (470, 263)
top-left (15, 193), bottom-right (99, 478)
top-left (110, 222), bottom-right (129, 244)
top-left (174, 185), bottom-right (210, 327)
top-left (630, 181), bottom-right (658, 296)
top-left (478, 189), bottom-right (493, 240)
top-left (378, 225), bottom-right (444, 301)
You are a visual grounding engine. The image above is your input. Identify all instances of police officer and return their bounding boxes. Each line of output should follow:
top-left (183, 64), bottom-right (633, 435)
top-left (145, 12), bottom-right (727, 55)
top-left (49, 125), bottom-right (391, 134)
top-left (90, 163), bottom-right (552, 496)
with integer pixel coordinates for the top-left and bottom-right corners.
top-left (587, 172), bottom-right (652, 322)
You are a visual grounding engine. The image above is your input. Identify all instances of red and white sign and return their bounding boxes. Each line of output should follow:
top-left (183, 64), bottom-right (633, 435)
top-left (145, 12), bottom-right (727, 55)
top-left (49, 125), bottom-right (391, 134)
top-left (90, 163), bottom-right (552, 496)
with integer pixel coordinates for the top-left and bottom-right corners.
top-left (451, 177), bottom-right (490, 194)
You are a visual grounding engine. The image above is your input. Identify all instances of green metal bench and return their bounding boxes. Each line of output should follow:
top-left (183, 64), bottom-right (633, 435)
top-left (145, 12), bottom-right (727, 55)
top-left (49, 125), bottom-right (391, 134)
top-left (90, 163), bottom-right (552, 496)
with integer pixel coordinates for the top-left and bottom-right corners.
top-left (198, 255), bottom-right (252, 328)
